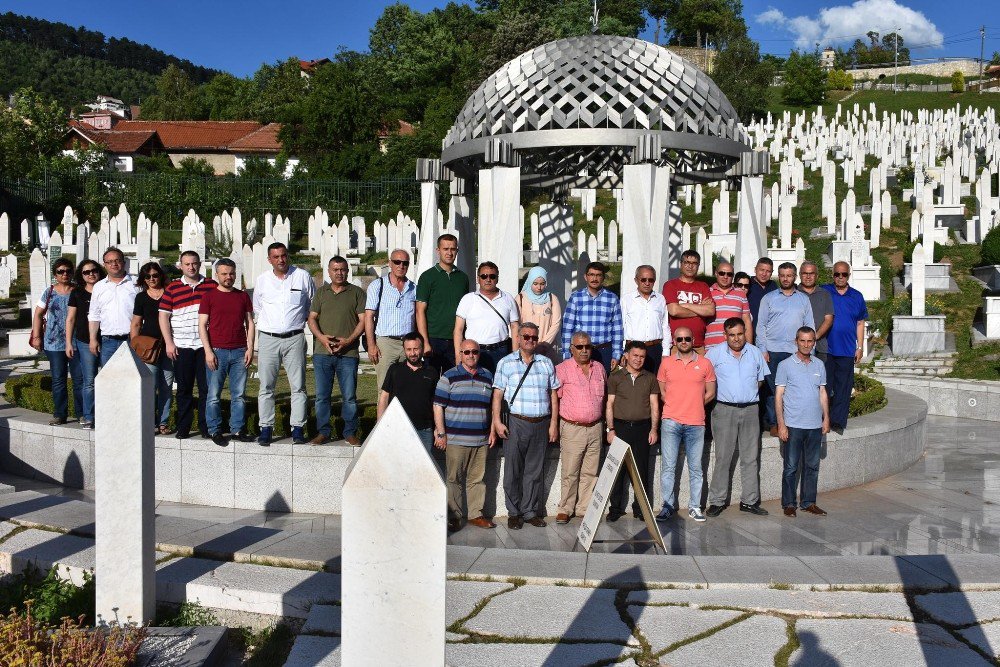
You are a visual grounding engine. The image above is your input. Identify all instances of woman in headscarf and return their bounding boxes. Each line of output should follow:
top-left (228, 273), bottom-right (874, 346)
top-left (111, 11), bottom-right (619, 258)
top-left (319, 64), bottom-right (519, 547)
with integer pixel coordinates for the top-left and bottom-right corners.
top-left (514, 266), bottom-right (562, 364)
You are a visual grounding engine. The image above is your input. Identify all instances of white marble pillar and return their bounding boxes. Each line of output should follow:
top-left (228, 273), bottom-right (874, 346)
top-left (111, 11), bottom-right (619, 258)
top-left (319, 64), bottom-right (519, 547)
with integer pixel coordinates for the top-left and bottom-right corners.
top-left (538, 203), bottom-right (574, 306)
top-left (735, 176), bottom-right (766, 274)
top-left (477, 166), bottom-right (521, 296)
top-left (911, 243), bottom-right (926, 316)
top-left (416, 181), bottom-right (441, 279)
top-left (449, 179), bottom-right (475, 281)
top-left (621, 163), bottom-right (675, 290)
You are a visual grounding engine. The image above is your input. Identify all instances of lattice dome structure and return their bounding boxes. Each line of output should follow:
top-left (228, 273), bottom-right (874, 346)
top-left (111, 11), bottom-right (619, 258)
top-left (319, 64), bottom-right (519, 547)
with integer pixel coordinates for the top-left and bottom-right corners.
top-left (441, 35), bottom-right (751, 188)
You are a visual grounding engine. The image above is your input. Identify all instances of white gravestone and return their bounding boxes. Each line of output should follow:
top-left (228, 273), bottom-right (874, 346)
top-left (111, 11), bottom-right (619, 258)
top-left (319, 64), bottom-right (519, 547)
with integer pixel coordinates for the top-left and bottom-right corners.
top-left (912, 244), bottom-right (926, 317)
top-left (29, 248), bottom-right (48, 311)
top-left (0, 213), bottom-right (8, 251)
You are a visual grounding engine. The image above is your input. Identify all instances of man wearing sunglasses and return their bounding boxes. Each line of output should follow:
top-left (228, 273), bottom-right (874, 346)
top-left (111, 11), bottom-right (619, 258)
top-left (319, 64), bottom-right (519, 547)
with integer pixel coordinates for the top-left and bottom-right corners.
top-left (662, 250), bottom-right (715, 355)
top-left (562, 261), bottom-right (623, 376)
top-left (621, 265), bottom-right (668, 374)
top-left (365, 249), bottom-right (417, 391)
top-left (416, 234), bottom-right (469, 375)
top-left (705, 261), bottom-right (753, 349)
top-left (454, 262), bottom-right (519, 374)
top-left (821, 262), bottom-right (869, 433)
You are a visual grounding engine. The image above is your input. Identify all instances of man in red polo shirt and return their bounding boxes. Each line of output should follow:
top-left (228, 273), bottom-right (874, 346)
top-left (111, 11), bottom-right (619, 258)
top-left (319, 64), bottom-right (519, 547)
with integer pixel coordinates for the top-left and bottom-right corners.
top-left (656, 325), bottom-right (716, 523)
top-left (662, 249), bottom-right (715, 354)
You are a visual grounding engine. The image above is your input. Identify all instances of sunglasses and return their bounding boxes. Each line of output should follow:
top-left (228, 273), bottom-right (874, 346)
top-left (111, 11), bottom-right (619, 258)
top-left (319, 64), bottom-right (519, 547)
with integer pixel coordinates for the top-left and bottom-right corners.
top-left (521, 334), bottom-right (539, 341)
top-left (391, 259), bottom-right (409, 266)
top-left (736, 282), bottom-right (750, 289)
top-left (55, 269), bottom-right (72, 275)
top-left (479, 273), bottom-right (498, 280)
top-left (674, 336), bottom-right (693, 343)
top-left (638, 277), bottom-right (655, 283)
top-left (834, 272), bottom-right (850, 277)
top-left (82, 269), bottom-right (99, 276)
top-left (144, 274), bottom-right (162, 280)
top-left (716, 271), bottom-right (734, 277)
top-left (573, 344), bottom-right (592, 350)
top-left (461, 349), bottom-right (480, 355)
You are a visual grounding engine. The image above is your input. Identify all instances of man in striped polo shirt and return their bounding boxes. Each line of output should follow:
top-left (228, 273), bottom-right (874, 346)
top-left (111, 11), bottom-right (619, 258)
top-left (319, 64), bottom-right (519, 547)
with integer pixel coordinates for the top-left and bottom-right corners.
top-left (433, 338), bottom-right (496, 532)
top-left (160, 251), bottom-right (218, 439)
top-left (705, 261), bottom-right (753, 349)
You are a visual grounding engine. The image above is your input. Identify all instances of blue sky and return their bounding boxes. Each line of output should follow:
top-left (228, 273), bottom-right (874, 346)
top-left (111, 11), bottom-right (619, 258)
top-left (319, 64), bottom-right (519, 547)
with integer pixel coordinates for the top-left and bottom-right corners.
top-left (2, 0), bottom-right (997, 76)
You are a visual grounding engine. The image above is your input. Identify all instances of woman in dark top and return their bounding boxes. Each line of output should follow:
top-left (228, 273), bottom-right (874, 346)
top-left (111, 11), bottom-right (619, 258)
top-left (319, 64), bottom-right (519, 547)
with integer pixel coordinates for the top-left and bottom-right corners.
top-left (131, 261), bottom-right (173, 435)
top-left (65, 259), bottom-right (106, 428)
top-left (30, 257), bottom-right (80, 425)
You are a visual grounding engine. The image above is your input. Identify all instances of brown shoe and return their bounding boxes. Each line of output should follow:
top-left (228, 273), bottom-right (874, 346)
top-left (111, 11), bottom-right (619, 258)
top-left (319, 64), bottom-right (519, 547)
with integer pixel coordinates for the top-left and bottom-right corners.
top-left (507, 516), bottom-right (523, 530)
top-left (526, 517), bottom-right (547, 528)
top-left (468, 516), bottom-right (496, 529)
top-left (555, 513), bottom-right (570, 524)
top-left (769, 426), bottom-right (779, 437)
top-left (783, 506), bottom-right (797, 517)
top-left (802, 504), bottom-right (828, 516)
top-left (344, 435), bottom-right (361, 447)
top-left (309, 434), bottom-right (330, 445)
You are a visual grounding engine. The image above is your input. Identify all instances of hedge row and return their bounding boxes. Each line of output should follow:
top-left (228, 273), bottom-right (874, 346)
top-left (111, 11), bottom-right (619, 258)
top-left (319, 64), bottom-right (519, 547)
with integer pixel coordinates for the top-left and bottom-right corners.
top-left (849, 374), bottom-right (887, 418)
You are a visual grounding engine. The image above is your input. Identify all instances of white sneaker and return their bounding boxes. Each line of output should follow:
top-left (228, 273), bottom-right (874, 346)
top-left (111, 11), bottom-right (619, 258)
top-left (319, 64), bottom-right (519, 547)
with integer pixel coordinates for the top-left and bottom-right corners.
top-left (688, 508), bottom-right (706, 522)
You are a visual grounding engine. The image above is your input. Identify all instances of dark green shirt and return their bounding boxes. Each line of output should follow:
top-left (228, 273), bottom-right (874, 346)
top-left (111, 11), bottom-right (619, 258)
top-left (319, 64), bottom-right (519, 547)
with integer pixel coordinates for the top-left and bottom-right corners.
top-left (310, 283), bottom-right (366, 358)
top-left (416, 264), bottom-right (469, 339)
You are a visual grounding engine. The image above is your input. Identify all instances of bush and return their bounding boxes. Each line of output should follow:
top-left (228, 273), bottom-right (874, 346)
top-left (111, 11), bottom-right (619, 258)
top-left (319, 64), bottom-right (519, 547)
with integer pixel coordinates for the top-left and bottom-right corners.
top-left (982, 223), bottom-right (1000, 265)
top-left (0, 565), bottom-right (94, 626)
top-left (782, 50), bottom-right (827, 106)
top-left (826, 69), bottom-right (854, 91)
top-left (951, 71), bottom-right (965, 93)
top-left (850, 374), bottom-right (887, 418)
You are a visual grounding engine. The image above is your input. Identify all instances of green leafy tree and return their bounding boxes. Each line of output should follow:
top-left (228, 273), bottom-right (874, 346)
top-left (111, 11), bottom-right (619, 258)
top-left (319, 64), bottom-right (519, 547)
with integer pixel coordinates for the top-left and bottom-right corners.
top-left (645, 0), bottom-right (671, 44)
top-left (142, 64), bottom-right (200, 119)
top-left (826, 69), bottom-right (854, 91)
top-left (177, 157), bottom-right (215, 177)
top-left (782, 50), bottom-right (826, 106)
top-left (663, 0), bottom-right (746, 48)
top-left (951, 70), bottom-right (965, 93)
top-left (990, 51), bottom-right (1000, 66)
top-left (711, 36), bottom-right (774, 121)
top-left (0, 87), bottom-right (67, 178)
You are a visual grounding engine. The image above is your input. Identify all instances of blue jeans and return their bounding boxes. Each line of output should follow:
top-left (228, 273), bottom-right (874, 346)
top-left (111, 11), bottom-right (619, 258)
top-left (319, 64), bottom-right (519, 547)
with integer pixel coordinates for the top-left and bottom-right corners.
top-left (659, 418), bottom-right (706, 511)
top-left (144, 356), bottom-right (175, 428)
top-left (206, 347), bottom-right (247, 434)
top-left (45, 350), bottom-right (80, 420)
top-left (99, 336), bottom-right (127, 366)
top-left (73, 338), bottom-right (97, 422)
top-left (782, 427), bottom-right (823, 508)
top-left (763, 351), bottom-right (792, 428)
top-left (416, 428), bottom-right (434, 454)
top-left (313, 354), bottom-right (359, 438)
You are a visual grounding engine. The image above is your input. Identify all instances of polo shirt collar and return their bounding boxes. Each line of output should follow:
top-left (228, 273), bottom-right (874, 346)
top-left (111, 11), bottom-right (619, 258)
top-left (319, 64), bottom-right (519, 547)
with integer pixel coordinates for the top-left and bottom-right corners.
top-left (435, 263), bottom-right (458, 275)
top-left (672, 350), bottom-right (699, 365)
top-left (792, 353), bottom-right (813, 365)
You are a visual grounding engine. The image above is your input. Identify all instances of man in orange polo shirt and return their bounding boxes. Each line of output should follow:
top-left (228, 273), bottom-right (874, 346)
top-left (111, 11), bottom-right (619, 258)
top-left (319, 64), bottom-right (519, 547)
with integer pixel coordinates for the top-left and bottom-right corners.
top-left (656, 326), bottom-right (716, 523)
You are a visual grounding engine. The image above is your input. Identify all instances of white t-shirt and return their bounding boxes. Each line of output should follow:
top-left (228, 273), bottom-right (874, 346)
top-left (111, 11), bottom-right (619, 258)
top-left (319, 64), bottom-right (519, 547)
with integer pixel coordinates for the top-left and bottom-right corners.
top-left (456, 290), bottom-right (518, 345)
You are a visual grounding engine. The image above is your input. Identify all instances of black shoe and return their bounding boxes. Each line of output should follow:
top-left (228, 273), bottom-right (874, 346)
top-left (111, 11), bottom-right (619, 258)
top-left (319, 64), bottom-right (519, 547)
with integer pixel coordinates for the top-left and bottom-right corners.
top-left (607, 511), bottom-right (625, 522)
top-left (234, 430), bottom-right (254, 443)
top-left (739, 502), bottom-right (769, 516)
top-left (706, 504), bottom-right (725, 518)
top-left (175, 432), bottom-right (190, 440)
top-left (831, 424), bottom-right (845, 435)
top-left (211, 433), bottom-right (228, 447)
top-left (507, 516), bottom-right (523, 530)
top-left (199, 430), bottom-right (210, 439)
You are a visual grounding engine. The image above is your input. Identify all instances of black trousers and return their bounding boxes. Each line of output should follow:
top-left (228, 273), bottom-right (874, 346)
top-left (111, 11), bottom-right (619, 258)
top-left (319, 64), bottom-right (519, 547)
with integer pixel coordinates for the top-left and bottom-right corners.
top-left (609, 418), bottom-right (657, 515)
top-left (427, 336), bottom-right (454, 376)
top-left (174, 347), bottom-right (207, 436)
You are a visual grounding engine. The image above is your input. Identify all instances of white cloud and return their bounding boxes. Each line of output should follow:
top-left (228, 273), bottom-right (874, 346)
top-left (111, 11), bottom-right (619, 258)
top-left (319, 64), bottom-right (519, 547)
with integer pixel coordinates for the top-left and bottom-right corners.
top-left (755, 0), bottom-right (943, 50)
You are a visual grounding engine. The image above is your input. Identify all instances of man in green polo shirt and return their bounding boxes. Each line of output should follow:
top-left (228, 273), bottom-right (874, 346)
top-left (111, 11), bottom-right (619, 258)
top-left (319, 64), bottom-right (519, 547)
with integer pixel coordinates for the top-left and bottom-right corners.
top-left (416, 233), bottom-right (469, 375)
top-left (307, 255), bottom-right (366, 445)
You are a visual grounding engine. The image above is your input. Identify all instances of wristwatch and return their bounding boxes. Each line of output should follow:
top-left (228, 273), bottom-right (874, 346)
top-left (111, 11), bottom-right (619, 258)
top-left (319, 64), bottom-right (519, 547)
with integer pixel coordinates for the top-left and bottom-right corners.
top-left (435, 432), bottom-right (446, 439)
top-left (606, 426), bottom-right (615, 433)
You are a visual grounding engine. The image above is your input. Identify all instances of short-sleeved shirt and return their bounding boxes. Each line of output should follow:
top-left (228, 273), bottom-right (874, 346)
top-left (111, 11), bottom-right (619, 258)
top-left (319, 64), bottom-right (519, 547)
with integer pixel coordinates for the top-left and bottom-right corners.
top-left (775, 354), bottom-right (827, 429)
top-left (456, 291), bottom-right (518, 345)
top-left (199, 288), bottom-right (253, 350)
top-left (798, 286), bottom-right (834, 355)
top-left (555, 360), bottom-right (606, 423)
top-left (310, 284), bottom-right (366, 358)
top-left (433, 365), bottom-right (494, 447)
top-left (657, 352), bottom-right (716, 426)
top-left (365, 275), bottom-right (416, 337)
top-left (493, 352), bottom-right (561, 418)
top-left (416, 265), bottom-right (469, 339)
top-left (748, 279), bottom-right (777, 323)
top-left (381, 361), bottom-right (439, 431)
top-left (822, 284), bottom-right (870, 357)
top-left (38, 287), bottom-right (70, 352)
top-left (705, 285), bottom-right (750, 347)
top-left (132, 291), bottom-right (163, 339)
top-left (706, 342), bottom-right (769, 404)
top-left (68, 287), bottom-right (93, 343)
top-left (756, 289), bottom-right (815, 355)
top-left (159, 277), bottom-right (219, 349)
top-left (662, 278), bottom-right (712, 347)
top-left (607, 368), bottom-right (658, 421)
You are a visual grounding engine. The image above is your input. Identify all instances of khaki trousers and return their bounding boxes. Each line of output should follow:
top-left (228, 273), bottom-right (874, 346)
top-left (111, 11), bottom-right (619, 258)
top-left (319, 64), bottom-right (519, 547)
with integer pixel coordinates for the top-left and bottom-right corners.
top-left (374, 336), bottom-right (407, 390)
top-left (446, 444), bottom-right (488, 520)
top-left (558, 421), bottom-right (602, 516)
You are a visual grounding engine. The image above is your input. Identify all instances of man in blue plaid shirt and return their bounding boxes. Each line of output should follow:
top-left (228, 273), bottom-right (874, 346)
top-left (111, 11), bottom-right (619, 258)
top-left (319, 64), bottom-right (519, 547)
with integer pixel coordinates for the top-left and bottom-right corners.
top-left (562, 261), bottom-right (623, 375)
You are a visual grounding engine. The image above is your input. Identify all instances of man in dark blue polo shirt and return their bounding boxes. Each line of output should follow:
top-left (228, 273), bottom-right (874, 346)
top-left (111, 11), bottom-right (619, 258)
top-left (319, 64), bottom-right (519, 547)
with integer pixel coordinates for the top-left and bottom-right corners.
top-left (822, 261), bottom-right (869, 433)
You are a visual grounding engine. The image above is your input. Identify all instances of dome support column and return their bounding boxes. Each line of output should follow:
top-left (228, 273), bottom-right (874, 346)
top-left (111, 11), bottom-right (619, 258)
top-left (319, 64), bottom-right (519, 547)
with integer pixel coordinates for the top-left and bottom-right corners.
top-left (477, 140), bottom-right (521, 296)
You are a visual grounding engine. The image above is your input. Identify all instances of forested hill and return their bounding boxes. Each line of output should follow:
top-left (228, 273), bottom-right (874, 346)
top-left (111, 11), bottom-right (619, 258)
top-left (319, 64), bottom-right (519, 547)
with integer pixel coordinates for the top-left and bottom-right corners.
top-left (0, 11), bottom-right (219, 108)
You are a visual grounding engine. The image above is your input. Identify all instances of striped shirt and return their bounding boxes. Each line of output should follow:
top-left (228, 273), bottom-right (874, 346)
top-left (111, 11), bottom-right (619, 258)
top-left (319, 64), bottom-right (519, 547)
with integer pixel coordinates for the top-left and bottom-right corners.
top-left (493, 351), bottom-right (561, 418)
top-left (159, 276), bottom-right (218, 349)
top-left (705, 284), bottom-right (750, 347)
top-left (433, 365), bottom-right (494, 447)
top-left (365, 275), bottom-right (417, 337)
top-left (561, 287), bottom-right (623, 359)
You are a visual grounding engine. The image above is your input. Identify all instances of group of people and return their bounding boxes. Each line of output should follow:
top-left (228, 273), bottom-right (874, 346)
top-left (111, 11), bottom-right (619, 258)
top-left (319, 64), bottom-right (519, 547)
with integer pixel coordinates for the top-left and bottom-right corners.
top-left (30, 234), bottom-right (869, 527)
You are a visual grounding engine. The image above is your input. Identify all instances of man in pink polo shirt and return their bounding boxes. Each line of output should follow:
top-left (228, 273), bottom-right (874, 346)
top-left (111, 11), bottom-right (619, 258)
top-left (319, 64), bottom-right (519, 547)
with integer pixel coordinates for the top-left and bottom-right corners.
top-left (656, 326), bottom-right (717, 523)
top-left (554, 331), bottom-right (607, 524)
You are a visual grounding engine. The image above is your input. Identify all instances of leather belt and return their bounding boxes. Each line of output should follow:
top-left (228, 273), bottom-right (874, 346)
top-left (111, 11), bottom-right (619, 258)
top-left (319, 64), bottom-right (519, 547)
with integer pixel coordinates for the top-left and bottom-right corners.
top-left (103, 334), bottom-right (129, 341)
top-left (262, 330), bottom-right (302, 339)
top-left (717, 400), bottom-right (758, 408)
top-left (481, 338), bottom-right (511, 351)
top-left (614, 417), bottom-right (652, 427)
top-left (626, 339), bottom-right (662, 347)
top-left (511, 414), bottom-right (549, 423)
top-left (380, 334), bottom-right (405, 341)
top-left (561, 417), bottom-right (601, 428)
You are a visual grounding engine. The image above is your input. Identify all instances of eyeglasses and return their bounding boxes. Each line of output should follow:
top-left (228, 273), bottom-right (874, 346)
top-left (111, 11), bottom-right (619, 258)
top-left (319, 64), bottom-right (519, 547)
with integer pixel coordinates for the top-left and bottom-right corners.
top-left (82, 269), bottom-right (98, 276)
top-left (104, 259), bottom-right (122, 265)
top-left (461, 349), bottom-right (480, 355)
top-left (682, 260), bottom-right (699, 266)
top-left (834, 272), bottom-right (850, 277)
top-left (55, 269), bottom-right (71, 275)
top-left (479, 273), bottom-right (498, 280)
top-left (716, 271), bottom-right (734, 277)
top-left (736, 282), bottom-right (750, 289)
top-left (585, 272), bottom-right (604, 279)
top-left (638, 277), bottom-right (656, 283)
top-left (800, 271), bottom-right (816, 276)
top-left (144, 274), bottom-right (161, 281)
top-left (331, 268), bottom-right (348, 273)
top-left (674, 336), bottom-right (693, 343)
top-left (390, 259), bottom-right (409, 266)
top-left (521, 334), bottom-right (539, 341)
top-left (572, 344), bottom-right (592, 350)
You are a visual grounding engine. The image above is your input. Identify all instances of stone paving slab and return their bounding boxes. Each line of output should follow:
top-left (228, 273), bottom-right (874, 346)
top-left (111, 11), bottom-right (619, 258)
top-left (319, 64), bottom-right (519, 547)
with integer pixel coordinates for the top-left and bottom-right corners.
top-left (627, 588), bottom-right (916, 619)
top-left (156, 558), bottom-right (340, 619)
top-left (0, 520), bottom-right (17, 541)
top-left (301, 604), bottom-right (340, 635)
top-left (463, 584), bottom-right (634, 643)
top-left (914, 591), bottom-right (1000, 625)
top-left (284, 635), bottom-right (340, 666)
top-left (165, 523), bottom-right (293, 559)
top-left (444, 642), bottom-right (636, 666)
top-left (153, 515), bottom-right (217, 543)
top-left (796, 555), bottom-right (951, 589)
top-left (628, 604), bottom-right (742, 653)
top-left (583, 552), bottom-right (705, 586)
top-left (665, 614), bottom-right (788, 665)
top-left (246, 531), bottom-right (339, 569)
top-left (959, 620), bottom-right (1000, 658)
top-left (694, 555), bottom-right (828, 588)
top-left (446, 580), bottom-right (513, 627)
top-left (790, 618), bottom-right (993, 666)
top-left (464, 547), bottom-right (587, 583)
top-left (446, 545), bottom-right (485, 573)
top-left (137, 626), bottom-right (228, 667)
top-left (899, 554), bottom-right (1000, 589)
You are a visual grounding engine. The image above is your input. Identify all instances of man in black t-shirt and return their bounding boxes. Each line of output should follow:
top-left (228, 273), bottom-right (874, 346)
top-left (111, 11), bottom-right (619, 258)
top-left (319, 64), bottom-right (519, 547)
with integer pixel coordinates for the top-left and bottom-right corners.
top-left (377, 332), bottom-right (440, 453)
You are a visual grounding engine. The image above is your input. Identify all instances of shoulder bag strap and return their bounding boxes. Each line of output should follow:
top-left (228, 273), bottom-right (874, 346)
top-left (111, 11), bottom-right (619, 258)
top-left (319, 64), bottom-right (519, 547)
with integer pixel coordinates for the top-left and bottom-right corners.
top-left (478, 293), bottom-right (510, 328)
top-left (508, 359), bottom-right (536, 406)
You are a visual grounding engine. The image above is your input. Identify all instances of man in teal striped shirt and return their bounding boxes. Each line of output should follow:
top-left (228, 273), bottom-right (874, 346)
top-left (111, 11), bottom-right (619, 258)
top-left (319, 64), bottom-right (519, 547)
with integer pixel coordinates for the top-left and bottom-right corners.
top-left (433, 339), bottom-right (496, 533)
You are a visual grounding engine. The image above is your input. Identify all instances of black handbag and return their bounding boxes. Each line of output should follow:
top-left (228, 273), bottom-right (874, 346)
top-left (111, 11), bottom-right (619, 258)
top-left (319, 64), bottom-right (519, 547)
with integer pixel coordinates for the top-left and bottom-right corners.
top-left (501, 359), bottom-right (535, 428)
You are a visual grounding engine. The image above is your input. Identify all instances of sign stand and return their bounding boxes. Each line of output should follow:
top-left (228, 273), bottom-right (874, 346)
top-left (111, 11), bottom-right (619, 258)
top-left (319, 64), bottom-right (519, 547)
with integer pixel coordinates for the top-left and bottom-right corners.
top-left (576, 438), bottom-right (666, 554)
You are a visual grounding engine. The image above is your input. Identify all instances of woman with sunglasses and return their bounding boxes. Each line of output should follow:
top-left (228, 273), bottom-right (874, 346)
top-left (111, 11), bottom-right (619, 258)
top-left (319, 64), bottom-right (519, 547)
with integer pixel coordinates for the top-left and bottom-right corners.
top-left (515, 266), bottom-right (562, 365)
top-left (131, 262), bottom-right (174, 435)
top-left (30, 257), bottom-right (81, 425)
top-left (65, 259), bottom-right (107, 428)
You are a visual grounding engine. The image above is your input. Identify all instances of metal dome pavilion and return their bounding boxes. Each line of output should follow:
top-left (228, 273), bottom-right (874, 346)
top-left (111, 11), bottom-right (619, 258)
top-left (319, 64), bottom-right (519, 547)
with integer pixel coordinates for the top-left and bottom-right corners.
top-left (441, 34), bottom-right (751, 189)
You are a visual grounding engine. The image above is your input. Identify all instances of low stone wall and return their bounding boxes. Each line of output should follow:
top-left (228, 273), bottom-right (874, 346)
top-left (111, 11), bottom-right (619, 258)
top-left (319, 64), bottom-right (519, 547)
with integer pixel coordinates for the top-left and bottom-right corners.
top-left (848, 59), bottom-right (981, 80)
top-left (874, 375), bottom-right (1000, 420)
top-left (0, 388), bottom-right (927, 515)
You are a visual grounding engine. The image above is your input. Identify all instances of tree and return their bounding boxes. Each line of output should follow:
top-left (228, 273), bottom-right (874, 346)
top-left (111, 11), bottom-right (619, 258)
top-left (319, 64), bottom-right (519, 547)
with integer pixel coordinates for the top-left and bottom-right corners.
top-left (711, 36), bottom-right (774, 121)
top-left (951, 71), bottom-right (965, 93)
top-left (645, 0), bottom-right (671, 45)
top-left (989, 51), bottom-right (1000, 66)
top-left (0, 87), bottom-right (67, 178)
top-left (141, 64), bottom-right (200, 120)
top-left (781, 50), bottom-right (826, 106)
top-left (663, 0), bottom-right (746, 48)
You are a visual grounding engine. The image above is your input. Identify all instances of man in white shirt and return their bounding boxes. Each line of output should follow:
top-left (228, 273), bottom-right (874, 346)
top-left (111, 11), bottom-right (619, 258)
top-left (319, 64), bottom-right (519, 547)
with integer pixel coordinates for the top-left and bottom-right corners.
top-left (252, 242), bottom-right (316, 446)
top-left (621, 265), bottom-right (669, 374)
top-left (88, 247), bottom-right (139, 365)
top-left (453, 262), bottom-right (519, 374)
